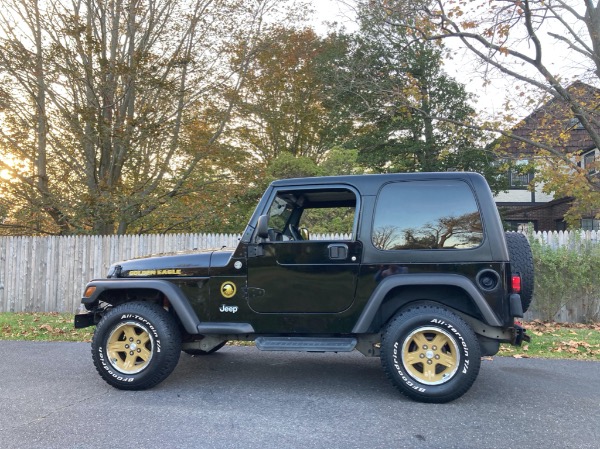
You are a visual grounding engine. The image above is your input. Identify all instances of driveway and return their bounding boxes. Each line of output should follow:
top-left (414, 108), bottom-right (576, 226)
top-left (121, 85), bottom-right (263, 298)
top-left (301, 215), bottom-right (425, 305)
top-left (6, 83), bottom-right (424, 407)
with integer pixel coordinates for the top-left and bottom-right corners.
top-left (0, 341), bottom-right (598, 449)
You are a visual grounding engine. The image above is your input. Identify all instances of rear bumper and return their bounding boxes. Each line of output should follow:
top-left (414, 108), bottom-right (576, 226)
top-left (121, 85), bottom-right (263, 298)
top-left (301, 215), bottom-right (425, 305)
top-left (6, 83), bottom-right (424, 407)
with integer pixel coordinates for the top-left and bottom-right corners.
top-left (512, 322), bottom-right (531, 346)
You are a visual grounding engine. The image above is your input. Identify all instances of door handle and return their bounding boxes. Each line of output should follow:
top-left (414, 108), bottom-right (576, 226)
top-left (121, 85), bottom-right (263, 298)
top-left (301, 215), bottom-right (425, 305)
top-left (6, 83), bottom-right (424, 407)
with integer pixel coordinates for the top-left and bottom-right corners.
top-left (328, 243), bottom-right (348, 260)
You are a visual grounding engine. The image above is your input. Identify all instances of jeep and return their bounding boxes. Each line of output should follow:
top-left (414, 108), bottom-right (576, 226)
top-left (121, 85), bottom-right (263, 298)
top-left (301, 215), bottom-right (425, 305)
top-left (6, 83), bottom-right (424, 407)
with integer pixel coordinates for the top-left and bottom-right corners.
top-left (75, 172), bottom-right (533, 403)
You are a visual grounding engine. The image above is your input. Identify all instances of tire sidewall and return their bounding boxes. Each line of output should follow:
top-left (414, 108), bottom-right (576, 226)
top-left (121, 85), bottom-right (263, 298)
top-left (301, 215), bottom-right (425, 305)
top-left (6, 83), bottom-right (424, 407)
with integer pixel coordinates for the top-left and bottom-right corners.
top-left (382, 307), bottom-right (481, 402)
top-left (92, 303), bottom-right (180, 389)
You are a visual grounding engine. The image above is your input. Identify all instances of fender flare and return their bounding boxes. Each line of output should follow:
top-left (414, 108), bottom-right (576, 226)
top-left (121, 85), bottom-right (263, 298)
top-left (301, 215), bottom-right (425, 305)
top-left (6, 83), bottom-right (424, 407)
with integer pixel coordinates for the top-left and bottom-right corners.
top-left (351, 274), bottom-right (502, 333)
top-left (82, 279), bottom-right (254, 335)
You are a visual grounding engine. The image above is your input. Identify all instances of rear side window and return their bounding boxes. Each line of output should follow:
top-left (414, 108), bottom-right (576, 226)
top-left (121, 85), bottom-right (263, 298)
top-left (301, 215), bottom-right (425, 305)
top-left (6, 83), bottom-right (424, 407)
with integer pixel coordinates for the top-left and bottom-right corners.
top-left (372, 180), bottom-right (483, 250)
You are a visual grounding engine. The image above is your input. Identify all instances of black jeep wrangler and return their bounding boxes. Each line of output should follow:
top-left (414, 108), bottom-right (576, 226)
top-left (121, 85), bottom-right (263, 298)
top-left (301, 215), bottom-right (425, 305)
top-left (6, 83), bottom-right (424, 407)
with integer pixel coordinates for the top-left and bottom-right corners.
top-left (75, 172), bottom-right (533, 403)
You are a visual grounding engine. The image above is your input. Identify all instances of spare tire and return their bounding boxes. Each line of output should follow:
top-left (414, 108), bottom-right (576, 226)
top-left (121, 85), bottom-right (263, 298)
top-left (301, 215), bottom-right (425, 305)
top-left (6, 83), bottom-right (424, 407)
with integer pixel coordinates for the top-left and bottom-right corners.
top-left (504, 232), bottom-right (535, 312)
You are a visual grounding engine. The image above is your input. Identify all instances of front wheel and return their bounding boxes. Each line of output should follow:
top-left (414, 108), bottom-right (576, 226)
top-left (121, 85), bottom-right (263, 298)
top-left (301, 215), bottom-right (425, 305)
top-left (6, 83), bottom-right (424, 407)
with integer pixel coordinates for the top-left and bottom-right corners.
top-left (91, 301), bottom-right (182, 390)
top-left (380, 304), bottom-right (481, 403)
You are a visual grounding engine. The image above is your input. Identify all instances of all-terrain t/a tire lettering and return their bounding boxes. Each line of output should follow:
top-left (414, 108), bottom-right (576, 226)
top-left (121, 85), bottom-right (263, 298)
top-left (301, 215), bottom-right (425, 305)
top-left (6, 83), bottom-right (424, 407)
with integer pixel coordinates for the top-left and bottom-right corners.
top-left (91, 302), bottom-right (182, 390)
top-left (381, 304), bottom-right (481, 403)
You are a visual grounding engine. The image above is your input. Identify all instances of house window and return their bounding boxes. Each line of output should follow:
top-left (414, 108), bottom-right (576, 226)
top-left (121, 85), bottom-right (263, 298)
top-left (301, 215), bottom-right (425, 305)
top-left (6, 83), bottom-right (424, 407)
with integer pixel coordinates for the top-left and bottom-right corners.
top-left (583, 150), bottom-right (597, 174)
top-left (581, 219), bottom-right (600, 231)
top-left (508, 170), bottom-right (534, 188)
top-left (567, 117), bottom-right (585, 130)
top-left (505, 220), bottom-right (538, 232)
top-left (507, 159), bottom-right (534, 188)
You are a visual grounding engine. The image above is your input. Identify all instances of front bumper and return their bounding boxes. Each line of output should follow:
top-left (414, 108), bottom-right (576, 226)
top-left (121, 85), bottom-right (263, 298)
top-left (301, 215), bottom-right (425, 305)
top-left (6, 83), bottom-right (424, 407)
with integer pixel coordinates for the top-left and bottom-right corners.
top-left (74, 311), bottom-right (96, 328)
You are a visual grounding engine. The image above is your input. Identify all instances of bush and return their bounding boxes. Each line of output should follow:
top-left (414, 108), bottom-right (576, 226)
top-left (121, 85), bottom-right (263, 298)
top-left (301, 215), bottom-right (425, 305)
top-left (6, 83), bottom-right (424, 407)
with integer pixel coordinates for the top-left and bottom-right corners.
top-left (529, 234), bottom-right (600, 322)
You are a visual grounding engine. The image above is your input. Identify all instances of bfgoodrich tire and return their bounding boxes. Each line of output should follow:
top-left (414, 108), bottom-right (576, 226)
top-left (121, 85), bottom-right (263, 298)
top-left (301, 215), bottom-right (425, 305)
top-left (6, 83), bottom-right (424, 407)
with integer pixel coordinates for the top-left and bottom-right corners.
top-left (505, 231), bottom-right (535, 312)
top-left (91, 301), bottom-right (182, 390)
top-left (381, 303), bottom-right (481, 403)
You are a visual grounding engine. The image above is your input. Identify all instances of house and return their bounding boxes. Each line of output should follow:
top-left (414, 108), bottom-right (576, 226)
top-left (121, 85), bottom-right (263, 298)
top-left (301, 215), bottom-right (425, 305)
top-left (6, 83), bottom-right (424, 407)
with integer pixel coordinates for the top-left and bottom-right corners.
top-left (493, 81), bottom-right (600, 231)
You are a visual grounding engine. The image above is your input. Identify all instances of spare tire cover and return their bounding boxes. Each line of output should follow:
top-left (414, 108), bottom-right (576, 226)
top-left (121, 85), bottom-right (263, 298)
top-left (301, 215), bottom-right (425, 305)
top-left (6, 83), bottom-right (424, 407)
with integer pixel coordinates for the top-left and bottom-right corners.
top-left (504, 232), bottom-right (535, 312)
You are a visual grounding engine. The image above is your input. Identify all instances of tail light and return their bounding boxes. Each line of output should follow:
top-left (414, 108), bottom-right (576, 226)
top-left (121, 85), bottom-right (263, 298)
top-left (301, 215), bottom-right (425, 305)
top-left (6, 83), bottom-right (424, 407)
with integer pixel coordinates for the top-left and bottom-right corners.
top-left (512, 275), bottom-right (521, 293)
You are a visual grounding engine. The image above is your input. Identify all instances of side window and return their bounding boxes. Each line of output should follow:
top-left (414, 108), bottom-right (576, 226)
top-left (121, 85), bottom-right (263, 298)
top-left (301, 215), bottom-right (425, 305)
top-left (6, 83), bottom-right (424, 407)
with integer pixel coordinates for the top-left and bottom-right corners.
top-left (265, 188), bottom-right (357, 241)
top-left (372, 180), bottom-right (483, 250)
top-left (299, 207), bottom-right (355, 238)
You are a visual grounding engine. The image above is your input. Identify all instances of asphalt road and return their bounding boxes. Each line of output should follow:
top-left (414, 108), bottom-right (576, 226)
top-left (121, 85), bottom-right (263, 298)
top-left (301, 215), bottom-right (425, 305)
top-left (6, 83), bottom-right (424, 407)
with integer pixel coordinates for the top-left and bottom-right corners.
top-left (0, 341), bottom-right (599, 449)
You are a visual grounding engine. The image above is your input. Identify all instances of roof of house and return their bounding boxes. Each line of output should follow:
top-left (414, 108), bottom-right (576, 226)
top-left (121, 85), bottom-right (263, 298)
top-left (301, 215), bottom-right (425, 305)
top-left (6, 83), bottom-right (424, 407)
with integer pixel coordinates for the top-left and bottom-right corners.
top-left (495, 81), bottom-right (600, 157)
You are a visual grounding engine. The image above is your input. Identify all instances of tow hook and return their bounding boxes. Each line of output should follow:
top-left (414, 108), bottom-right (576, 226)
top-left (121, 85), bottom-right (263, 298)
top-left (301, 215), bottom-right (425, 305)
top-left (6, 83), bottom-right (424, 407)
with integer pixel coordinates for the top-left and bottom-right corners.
top-left (513, 322), bottom-right (531, 346)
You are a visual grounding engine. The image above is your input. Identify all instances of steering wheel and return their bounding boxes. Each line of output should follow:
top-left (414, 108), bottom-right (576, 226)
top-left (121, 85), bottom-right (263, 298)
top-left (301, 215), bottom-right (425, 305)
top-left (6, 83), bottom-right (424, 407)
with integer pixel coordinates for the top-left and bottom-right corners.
top-left (288, 224), bottom-right (303, 241)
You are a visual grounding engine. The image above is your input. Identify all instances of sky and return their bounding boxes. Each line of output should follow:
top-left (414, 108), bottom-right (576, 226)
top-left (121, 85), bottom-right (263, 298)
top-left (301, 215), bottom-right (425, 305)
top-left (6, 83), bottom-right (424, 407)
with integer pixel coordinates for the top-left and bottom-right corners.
top-left (307, 0), bottom-right (509, 117)
top-left (309, 0), bottom-right (357, 34)
top-left (307, 0), bottom-right (595, 123)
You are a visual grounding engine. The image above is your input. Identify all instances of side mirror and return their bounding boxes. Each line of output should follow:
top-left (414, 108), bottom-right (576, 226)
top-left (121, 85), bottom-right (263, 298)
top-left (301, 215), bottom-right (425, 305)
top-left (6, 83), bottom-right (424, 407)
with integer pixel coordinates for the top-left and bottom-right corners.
top-left (256, 215), bottom-right (269, 239)
top-left (300, 227), bottom-right (310, 240)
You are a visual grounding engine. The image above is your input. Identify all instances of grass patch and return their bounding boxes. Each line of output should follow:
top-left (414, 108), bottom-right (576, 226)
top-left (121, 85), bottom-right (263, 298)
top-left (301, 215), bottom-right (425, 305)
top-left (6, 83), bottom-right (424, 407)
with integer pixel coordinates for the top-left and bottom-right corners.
top-left (0, 312), bottom-right (93, 342)
top-left (498, 320), bottom-right (600, 361)
top-left (1, 314), bottom-right (599, 361)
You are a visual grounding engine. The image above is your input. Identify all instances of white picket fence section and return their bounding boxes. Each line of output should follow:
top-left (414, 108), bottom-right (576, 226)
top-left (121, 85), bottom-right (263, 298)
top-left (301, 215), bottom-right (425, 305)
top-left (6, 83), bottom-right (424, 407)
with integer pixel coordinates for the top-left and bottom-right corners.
top-left (530, 230), bottom-right (599, 248)
top-left (0, 230), bottom-right (597, 315)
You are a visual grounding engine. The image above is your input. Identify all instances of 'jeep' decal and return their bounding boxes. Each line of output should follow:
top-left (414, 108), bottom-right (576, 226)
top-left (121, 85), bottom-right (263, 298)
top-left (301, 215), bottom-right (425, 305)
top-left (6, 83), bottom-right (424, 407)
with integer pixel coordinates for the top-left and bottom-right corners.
top-left (219, 304), bottom-right (238, 313)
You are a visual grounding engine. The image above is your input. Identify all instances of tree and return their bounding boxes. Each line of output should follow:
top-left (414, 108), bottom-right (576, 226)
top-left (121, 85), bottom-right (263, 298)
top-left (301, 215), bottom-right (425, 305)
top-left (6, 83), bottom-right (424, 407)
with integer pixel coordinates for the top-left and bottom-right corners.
top-left (371, 0), bottom-right (600, 220)
top-left (227, 26), bottom-right (352, 163)
top-left (338, 1), bottom-right (506, 191)
top-left (0, 0), bottom-right (289, 235)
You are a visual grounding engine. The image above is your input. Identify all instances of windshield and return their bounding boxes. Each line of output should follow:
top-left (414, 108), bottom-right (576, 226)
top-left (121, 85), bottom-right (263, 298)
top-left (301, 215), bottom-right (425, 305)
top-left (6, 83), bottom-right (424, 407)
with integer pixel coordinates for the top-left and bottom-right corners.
top-left (268, 196), bottom-right (294, 230)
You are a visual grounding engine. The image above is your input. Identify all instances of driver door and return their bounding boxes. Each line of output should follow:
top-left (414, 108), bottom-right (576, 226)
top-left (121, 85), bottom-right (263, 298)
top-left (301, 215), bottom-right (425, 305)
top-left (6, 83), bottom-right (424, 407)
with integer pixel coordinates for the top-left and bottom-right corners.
top-left (246, 186), bottom-right (361, 314)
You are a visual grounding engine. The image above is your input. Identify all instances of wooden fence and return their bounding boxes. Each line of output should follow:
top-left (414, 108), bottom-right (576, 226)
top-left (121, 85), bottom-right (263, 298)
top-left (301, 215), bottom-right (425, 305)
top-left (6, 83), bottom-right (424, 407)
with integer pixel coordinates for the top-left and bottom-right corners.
top-left (0, 234), bottom-right (241, 313)
top-left (0, 230), bottom-right (598, 316)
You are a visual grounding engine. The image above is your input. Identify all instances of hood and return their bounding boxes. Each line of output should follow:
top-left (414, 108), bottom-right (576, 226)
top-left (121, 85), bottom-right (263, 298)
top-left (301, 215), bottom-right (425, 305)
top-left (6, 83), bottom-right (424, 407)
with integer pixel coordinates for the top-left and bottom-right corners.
top-left (108, 248), bottom-right (235, 278)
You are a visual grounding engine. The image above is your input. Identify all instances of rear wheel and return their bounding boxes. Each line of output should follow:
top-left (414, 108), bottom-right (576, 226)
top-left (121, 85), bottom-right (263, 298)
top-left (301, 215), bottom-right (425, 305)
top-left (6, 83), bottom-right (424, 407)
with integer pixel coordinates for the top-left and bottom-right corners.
top-left (92, 301), bottom-right (182, 390)
top-left (380, 303), bottom-right (481, 403)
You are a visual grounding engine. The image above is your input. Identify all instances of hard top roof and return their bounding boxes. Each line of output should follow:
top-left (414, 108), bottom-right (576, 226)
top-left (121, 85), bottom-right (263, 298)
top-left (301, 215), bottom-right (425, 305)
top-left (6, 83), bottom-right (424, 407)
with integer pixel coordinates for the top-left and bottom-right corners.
top-left (270, 172), bottom-right (486, 195)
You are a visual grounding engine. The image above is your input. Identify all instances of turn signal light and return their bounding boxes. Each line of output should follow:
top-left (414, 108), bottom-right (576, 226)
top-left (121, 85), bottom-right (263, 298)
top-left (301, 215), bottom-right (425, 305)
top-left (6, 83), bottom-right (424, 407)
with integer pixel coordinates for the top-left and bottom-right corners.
top-left (511, 275), bottom-right (521, 293)
top-left (84, 286), bottom-right (96, 298)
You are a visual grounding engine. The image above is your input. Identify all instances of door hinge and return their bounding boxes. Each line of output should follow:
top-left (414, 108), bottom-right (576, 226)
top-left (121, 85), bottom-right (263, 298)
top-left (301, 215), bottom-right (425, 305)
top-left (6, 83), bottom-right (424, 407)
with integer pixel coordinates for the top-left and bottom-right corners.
top-left (248, 244), bottom-right (264, 258)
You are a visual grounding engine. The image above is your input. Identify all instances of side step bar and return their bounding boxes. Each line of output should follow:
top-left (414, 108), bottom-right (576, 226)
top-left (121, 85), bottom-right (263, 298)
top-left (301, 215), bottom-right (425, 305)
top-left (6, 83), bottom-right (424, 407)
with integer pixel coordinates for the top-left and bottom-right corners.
top-left (255, 337), bottom-right (357, 352)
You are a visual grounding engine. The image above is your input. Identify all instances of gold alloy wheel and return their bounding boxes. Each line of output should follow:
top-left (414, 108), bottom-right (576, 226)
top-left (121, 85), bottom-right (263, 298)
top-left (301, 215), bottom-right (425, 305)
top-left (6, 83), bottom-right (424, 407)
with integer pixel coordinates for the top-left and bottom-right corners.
top-left (401, 326), bottom-right (460, 385)
top-left (106, 321), bottom-right (154, 374)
